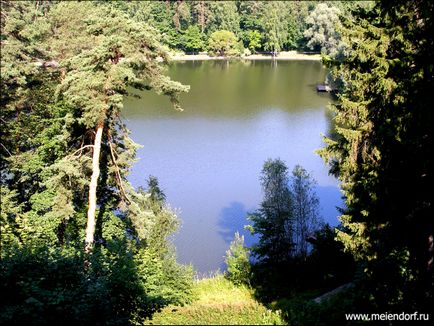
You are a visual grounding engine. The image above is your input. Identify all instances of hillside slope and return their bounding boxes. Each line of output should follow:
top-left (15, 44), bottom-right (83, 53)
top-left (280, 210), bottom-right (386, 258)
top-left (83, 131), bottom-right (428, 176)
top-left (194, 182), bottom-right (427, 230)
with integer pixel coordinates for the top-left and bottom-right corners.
top-left (146, 275), bottom-right (283, 325)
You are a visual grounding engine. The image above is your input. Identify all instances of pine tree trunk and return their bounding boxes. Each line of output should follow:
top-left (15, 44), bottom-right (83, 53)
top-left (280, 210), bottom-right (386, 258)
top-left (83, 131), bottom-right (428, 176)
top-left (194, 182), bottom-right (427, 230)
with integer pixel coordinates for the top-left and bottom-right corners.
top-left (85, 122), bottom-right (104, 254)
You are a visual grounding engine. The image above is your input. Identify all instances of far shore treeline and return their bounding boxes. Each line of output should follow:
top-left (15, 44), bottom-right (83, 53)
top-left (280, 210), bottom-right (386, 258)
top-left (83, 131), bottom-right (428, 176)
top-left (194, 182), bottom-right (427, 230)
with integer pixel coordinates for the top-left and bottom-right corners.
top-left (104, 1), bottom-right (373, 57)
top-left (1, 1), bottom-right (433, 325)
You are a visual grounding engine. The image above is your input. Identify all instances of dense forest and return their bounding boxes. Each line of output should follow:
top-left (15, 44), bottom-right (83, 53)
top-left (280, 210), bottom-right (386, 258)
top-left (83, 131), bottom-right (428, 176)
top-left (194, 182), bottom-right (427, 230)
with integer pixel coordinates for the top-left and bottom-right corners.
top-left (1, 0), bottom-right (433, 325)
top-left (106, 0), bottom-right (371, 55)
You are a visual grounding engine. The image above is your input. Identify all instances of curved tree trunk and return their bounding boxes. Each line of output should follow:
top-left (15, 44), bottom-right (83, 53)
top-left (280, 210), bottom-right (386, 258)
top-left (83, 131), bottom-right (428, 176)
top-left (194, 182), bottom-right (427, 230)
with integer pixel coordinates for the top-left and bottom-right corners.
top-left (85, 122), bottom-right (104, 254)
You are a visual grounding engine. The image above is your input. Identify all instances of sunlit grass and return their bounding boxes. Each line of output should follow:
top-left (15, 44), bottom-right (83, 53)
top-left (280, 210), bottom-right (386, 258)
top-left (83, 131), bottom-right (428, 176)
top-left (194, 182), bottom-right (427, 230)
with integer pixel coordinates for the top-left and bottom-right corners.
top-left (145, 274), bottom-right (283, 325)
top-left (194, 275), bottom-right (253, 305)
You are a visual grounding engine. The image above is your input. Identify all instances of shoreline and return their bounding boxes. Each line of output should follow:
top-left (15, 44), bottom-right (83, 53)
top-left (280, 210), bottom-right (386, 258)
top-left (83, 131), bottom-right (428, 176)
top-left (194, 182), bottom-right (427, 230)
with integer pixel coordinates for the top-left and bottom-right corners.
top-left (170, 52), bottom-right (322, 62)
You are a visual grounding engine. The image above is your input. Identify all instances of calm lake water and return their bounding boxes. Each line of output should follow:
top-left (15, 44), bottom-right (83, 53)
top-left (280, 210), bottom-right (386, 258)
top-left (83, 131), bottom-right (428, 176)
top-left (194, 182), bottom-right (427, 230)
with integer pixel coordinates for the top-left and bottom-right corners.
top-left (123, 60), bottom-right (342, 274)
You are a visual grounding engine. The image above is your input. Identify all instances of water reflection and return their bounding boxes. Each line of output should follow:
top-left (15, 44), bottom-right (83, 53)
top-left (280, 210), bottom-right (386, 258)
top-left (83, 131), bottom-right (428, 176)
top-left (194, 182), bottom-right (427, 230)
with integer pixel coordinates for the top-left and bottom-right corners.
top-left (217, 202), bottom-right (257, 247)
top-left (316, 186), bottom-right (344, 223)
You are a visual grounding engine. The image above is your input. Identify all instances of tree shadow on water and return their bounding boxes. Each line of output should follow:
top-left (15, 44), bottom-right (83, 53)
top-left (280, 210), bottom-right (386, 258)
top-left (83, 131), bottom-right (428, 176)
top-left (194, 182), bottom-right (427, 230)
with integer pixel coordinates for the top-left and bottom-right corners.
top-left (218, 201), bottom-right (257, 248)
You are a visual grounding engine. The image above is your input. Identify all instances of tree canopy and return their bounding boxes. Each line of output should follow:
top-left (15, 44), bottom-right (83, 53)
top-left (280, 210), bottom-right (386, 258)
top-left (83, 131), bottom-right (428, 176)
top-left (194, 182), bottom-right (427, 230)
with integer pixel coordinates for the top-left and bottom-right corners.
top-left (100, 0), bottom-right (370, 55)
top-left (247, 160), bottom-right (322, 265)
top-left (304, 3), bottom-right (342, 56)
top-left (208, 30), bottom-right (240, 57)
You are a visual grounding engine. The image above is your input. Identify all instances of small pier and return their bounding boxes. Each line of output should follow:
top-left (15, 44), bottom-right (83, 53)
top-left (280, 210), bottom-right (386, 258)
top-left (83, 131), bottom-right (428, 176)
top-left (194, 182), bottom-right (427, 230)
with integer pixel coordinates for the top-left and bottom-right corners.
top-left (316, 84), bottom-right (332, 92)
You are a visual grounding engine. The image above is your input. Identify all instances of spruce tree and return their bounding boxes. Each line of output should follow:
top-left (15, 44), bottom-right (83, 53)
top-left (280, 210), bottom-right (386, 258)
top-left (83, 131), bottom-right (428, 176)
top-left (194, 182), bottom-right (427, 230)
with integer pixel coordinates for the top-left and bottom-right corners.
top-left (318, 0), bottom-right (434, 311)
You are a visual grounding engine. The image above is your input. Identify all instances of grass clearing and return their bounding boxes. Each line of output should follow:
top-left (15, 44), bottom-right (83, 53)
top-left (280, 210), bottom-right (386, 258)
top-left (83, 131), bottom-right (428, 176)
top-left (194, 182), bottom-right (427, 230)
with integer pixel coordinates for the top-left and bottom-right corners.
top-left (145, 275), bottom-right (283, 325)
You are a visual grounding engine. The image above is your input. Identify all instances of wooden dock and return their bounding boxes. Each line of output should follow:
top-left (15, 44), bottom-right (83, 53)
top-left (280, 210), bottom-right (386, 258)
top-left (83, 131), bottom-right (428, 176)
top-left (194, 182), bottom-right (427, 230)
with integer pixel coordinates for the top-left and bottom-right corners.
top-left (316, 84), bottom-right (332, 92)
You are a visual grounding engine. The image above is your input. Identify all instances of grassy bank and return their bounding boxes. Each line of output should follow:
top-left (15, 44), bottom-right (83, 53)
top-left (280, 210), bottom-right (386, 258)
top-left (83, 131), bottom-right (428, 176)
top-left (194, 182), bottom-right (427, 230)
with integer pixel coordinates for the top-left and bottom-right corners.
top-left (145, 275), bottom-right (283, 325)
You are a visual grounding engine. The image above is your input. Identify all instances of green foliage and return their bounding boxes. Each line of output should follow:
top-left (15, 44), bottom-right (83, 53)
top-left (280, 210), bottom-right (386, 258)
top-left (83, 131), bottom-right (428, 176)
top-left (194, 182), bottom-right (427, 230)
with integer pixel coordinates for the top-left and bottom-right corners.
top-left (147, 175), bottom-right (166, 204)
top-left (207, 1), bottom-right (240, 36)
top-left (285, 16), bottom-right (303, 50)
top-left (94, 1), bottom-right (371, 55)
top-left (191, 1), bottom-right (212, 34)
top-left (0, 2), bottom-right (193, 324)
top-left (0, 186), bottom-right (24, 249)
top-left (146, 275), bottom-right (284, 325)
top-left (0, 244), bottom-right (159, 325)
top-left (247, 159), bottom-right (293, 265)
top-left (261, 2), bottom-right (289, 53)
top-left (49, 2), bottom-right (189, 126)
top-left (271, 286), bottom-right (364, 326)
top-left (304, 3), bottom-right (343, 56)
top-left (225, 232), bottom-right (251, 286)
top-left (307, 224), bottom-right (356, 288)
top-left (207, 30), bottom-right (240, 57)
top-left (291, 165), bottom-right (322, 258)
top-left (245, 160), bottom-right (352, 304)
top-left (180, 24), bottom-right (205, 53)
top-left (135, 248), bottom-right (194, 307)
top-left (247, 160), bottom-right (324, 267)
top-left (319, 0), bottom-right (434, 312)
top-left (246, 30), bottom-right (261, 53)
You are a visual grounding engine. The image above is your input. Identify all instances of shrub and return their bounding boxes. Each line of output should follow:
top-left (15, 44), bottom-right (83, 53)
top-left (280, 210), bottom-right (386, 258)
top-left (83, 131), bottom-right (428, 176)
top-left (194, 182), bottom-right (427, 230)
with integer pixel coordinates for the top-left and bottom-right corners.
top-left (225, 232), bottom-right (251, 286)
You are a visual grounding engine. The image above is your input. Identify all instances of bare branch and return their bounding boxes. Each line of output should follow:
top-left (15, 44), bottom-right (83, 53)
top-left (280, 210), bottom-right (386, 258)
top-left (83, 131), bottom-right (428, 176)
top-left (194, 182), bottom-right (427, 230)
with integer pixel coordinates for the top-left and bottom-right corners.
top-left (108, 139), bottom-right (131, 205)
top-left (65, 145), bottom-right (94, 159)
top-left (0, 143), bottom-right (13, 156)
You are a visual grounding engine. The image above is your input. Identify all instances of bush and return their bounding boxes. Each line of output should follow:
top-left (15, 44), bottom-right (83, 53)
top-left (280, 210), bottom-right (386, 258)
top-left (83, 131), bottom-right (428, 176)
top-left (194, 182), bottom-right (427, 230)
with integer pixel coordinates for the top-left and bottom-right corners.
top-left (225, 232), bottom-right (251, 286)
top-left (0, 242), bottom-right (192, 325)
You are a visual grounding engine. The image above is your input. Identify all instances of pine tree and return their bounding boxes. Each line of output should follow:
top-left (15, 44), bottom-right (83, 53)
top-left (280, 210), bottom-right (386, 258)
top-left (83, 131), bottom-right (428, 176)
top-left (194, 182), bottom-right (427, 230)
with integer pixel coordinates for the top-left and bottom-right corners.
top-left (1, 1), bottom-right (84, 250)
top-left (208, 1), bottom-right (240, 36)
top-left (43, 2), bottom-right (189, 254)
top-left (191, 1), bottom-right (211, 33)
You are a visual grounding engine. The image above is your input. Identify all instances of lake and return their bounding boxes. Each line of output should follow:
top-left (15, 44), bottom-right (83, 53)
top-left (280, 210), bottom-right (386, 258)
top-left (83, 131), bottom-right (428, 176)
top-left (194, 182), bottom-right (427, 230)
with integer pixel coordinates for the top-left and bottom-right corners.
top-left (123, 60), bottom-right (342, 274)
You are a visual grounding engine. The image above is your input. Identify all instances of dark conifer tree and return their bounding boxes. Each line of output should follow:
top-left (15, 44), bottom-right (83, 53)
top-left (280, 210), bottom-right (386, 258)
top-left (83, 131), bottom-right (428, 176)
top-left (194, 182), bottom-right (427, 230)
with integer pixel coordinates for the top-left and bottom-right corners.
top-left (318, 0), bottom-right (434, 311)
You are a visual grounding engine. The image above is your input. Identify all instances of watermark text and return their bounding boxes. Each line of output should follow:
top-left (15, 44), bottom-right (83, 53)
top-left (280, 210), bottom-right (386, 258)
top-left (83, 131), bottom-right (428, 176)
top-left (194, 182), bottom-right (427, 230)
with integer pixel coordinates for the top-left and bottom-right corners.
top-left (345, 312), bottom-right (430, 322)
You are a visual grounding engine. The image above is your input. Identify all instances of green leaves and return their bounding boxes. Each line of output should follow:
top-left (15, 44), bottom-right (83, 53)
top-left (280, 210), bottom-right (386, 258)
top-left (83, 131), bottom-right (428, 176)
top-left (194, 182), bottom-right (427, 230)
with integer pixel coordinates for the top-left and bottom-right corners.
top-left (225, 232), bottom-right (251, 286)
top-left (208, 30), bottom-right (240, 57)
top-left (180, 24), bottom-right (205, 53)
top-left (304, 3), bottom-right (342, 56)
